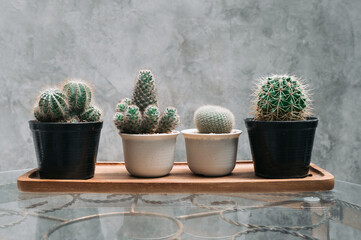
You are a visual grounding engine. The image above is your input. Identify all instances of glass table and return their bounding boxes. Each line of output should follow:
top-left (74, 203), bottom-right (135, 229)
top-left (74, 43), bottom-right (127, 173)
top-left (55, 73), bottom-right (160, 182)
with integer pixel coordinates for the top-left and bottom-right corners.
top-left (0, 169), bottom-right (360, 240)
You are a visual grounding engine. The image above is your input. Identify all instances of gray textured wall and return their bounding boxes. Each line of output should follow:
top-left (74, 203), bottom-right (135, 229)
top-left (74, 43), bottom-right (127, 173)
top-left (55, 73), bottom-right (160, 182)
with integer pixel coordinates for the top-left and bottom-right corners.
top-left (1, 0), bottom-right (360, 184)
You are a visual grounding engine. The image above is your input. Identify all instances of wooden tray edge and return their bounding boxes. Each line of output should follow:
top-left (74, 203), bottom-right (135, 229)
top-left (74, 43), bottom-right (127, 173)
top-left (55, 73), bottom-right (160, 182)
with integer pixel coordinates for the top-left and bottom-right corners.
top-left (17, 161), bottom-right (335, 193)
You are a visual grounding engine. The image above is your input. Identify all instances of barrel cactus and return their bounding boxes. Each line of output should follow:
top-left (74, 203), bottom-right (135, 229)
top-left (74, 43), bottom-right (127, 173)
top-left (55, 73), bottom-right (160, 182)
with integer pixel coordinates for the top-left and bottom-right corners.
top-left (35, 89), bottom-right (69, 122)
top-left (34, 79), bottom-right (101, 123)
top-left (194, 105), bottom-right (235, 133)
top-left (113, 69), bottom-right (180, 134)
top-left (252, 75), bottom-right (311, 121)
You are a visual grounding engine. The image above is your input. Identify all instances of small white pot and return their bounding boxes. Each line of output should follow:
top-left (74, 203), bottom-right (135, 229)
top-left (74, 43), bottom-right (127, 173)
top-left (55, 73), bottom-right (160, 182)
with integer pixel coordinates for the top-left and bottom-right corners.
top-left (120, 131), bottom-right (180, 177)
top-left (182, 129), bottom-right (242, 177)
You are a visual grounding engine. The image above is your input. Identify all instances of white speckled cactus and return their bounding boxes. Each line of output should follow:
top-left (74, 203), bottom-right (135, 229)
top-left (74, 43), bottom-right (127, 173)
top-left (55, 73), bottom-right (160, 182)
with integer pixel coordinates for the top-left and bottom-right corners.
top-left (194, 105), bottom-right (235, 133)
top-left (113, 69), bottom-right (180, 134)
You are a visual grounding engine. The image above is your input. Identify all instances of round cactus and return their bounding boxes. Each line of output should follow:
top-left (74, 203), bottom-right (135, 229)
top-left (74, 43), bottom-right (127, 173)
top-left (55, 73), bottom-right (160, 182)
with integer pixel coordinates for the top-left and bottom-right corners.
top-left (194, 105), bottom-right (235, 133)
top-left (157, 107), bottom-right (180, 133)
top-left (141, 105), bottom-right (160, 133)
top-left (33, 79), bottom-right (101, 123)
top-left (35, 89), bottom-right (69, 122)
top-left (253, 75), bottom-right (310, 121)
top-left (132, 70), bottom-right (158, 112)
top-left (79, 106), bottom-right (101, 122)
top-left (63, 80), bottom-right (92, 114)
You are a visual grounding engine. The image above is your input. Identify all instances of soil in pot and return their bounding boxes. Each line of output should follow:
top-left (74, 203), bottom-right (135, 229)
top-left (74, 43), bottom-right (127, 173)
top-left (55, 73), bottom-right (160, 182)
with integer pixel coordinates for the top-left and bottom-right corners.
top-left (29, 121), bottom-right (103, 179)
top-left (182, 129), bottom-right (242, 177)
top-left (244, 117), bottom-right (318, 178)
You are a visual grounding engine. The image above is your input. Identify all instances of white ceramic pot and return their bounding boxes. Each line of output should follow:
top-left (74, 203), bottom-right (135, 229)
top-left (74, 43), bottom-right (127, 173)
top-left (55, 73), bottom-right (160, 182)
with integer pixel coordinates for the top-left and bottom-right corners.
top-left (120, 131), bottom-right (180, 177)
top-left (182, 129), bottom-right (242, 177)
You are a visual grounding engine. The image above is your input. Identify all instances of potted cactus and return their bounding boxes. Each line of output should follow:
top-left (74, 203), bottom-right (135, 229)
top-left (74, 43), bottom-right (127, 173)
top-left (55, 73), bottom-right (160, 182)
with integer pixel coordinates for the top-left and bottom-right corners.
top-left (29, 79), bottom-right (103, 179)
top-left (245, 75), bottom-right (318, 178)
top-left (113, 69), bottom-right (180, 177)
top-left (182, 105), bottom-right (242, 177)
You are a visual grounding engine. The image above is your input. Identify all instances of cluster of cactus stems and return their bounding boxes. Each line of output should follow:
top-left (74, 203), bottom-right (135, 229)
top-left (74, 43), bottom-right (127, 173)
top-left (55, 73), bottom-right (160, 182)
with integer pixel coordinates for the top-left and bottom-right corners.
top-left (194, 105), bottom-right (235, 133)
top-left (114, 69), bottom-right (180, 134)
top-left (252, 75), bottom-right (311, 121)
top-left (34, 79), bottom-right (101, 122)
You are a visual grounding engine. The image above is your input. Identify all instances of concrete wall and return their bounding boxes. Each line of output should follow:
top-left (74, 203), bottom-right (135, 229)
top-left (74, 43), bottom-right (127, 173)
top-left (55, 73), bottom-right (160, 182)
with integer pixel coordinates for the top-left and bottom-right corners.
top-left (1, 0), bottom-right (360, 183)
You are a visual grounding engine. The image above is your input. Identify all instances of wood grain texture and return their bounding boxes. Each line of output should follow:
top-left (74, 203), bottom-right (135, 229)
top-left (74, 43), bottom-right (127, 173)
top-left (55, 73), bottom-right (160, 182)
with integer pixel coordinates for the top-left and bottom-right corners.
top-left (17, 161), bottom-right (334, 193)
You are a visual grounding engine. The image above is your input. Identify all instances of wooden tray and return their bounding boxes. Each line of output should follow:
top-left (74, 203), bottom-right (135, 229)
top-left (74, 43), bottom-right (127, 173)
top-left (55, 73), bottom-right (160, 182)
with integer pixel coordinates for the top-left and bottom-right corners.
top-left (17, 161), bottom-right (334, 193)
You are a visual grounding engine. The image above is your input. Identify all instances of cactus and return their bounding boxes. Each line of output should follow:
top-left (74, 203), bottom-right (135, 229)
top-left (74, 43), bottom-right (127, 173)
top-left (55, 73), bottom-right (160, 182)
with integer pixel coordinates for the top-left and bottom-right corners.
top-left (114, 69), bottom-right (180, 134)
top-left (122, 105), bottom-right (142, 133)
top-left (79, 106), bottom-right (101, 122)
top-left (35, 89), bottom-right (69, 122)
top-left (115, 98), bottom-right (131, 113)
top-left (63, 79), bottom-right (92, 114)
top-left (142, 105), bottom-right (160, 133)
top-left (157, 107), bottom-right (180, 133)
top-left (132, 70), bottom-right (158, 112)
top-left (114, 112), bottom-right (126, 131)
top-left (194, 105), bottom-right (235, 133)
top-left (33, 79), bottom-right (101, 123)
top-left (253, 75), bottom-right (311, 121)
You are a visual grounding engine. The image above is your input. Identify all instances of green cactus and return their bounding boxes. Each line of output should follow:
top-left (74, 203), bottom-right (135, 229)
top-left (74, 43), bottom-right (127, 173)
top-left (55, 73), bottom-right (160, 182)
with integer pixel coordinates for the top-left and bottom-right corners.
top-left (194, 105), bottom-right (235, 133)
top-left (141, 105), bottom-right (160, 133)
top-left (63, 80), bottom-right (92, 114)
top-left (80, 106), bottom-right (101, 122)
top-left (122, 105), bottom-right (142, 133)
top-left (253, 75), bottom-right (311, 121)
top-left (114, 69), bottom-right (180, 134)
top-left (35, 89), bottom-right (69, 122)
top-left (115, 98), bottom-right (131, 113)
top-left (157, 107), bottom-right (180, 133)
top-left (132, 70), bottom-right (158, 112)
top-left (33, 79), bottom-right (101, 123)
top-left (113, 112), bottom-right (125, 131)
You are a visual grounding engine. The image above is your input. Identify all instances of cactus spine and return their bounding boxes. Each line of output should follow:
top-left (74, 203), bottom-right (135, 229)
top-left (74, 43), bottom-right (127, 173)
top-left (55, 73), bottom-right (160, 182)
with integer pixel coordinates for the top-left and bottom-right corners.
top-left (253, 75), bottom-right (311, 121)
top-left (33, 79), bottom-right (101, 123)
top-left (194, 105), bottom-right (235, 133)
top-left (114, 69), bottom-right (180, 134)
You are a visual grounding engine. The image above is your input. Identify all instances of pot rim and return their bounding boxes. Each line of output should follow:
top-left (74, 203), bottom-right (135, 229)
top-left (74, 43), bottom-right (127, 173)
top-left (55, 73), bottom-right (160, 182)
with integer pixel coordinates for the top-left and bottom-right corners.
top-left (181, 128), bottom-right (242, 136)
top-left (28, 120), bottom-right (103, 125)
top-left (244, 117), bottom-right (318, 123)
top-left (120, 130), bottom-right (180, 137)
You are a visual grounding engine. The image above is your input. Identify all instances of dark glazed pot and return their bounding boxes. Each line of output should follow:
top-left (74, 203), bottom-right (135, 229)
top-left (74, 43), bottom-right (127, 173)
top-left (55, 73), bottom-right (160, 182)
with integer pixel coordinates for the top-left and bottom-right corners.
top-left (244, 117), bottom-right (318, 178)
top-left (29, 121), bottom-right (103, 179)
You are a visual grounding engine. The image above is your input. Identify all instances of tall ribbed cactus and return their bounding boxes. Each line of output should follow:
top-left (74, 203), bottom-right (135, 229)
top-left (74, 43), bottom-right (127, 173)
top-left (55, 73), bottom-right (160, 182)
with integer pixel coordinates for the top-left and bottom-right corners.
top-left (194, 105), bottom-right (235, 133)
top-left (132, 70), bottom-right (158, 112)
top-left (113, 69), bottom-right (180, 134)
top-left (34, 79), bottom-right (101, 123)
top-left (253, 75), bottom-right (311, 121)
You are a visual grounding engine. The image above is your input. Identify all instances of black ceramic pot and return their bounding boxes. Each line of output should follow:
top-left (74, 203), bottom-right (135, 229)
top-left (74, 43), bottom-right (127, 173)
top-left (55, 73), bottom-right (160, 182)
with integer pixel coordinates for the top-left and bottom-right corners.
top-left (29, 121), bottom-right (103, 179)
top-left (244, 117), bottom-right (318, 178)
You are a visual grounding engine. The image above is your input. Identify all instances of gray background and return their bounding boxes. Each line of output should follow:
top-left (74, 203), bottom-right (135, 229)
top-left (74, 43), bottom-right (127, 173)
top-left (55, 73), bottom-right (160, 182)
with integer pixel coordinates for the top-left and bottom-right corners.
top-left (1, 0), bottom-right (360, 184)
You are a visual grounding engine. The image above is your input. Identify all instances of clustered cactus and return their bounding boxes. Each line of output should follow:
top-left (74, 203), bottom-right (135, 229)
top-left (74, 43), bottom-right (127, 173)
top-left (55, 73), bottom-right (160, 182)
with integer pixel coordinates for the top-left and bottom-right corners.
top-left (252, 75), bottom-right (311, 121)
top-left (114, 69), bottom-right (180, 134)
top-left (34, 79), bottom-right (101, 122)
top-left (194, 105), bottom-right (235, 133)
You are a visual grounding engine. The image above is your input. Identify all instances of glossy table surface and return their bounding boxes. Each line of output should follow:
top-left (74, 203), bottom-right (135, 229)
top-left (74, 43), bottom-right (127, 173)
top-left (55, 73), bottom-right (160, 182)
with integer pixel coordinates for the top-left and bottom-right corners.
top-left (0, 169), bottom-right (360, 240)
